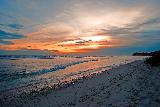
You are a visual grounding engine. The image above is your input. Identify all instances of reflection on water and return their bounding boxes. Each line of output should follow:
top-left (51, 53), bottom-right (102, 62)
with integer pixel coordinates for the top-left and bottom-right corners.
top-left (0, 56), bottom-right (145, 94)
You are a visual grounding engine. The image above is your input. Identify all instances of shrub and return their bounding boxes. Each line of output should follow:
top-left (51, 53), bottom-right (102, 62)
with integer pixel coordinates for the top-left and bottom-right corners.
top-left (145, 54), bottom-right (160, 66)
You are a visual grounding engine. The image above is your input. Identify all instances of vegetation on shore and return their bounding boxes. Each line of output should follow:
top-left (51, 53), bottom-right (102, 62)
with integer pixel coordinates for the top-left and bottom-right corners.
top-left (133, 50), bottom-right (160, 66)
top-left (146, 54), bottom-right (160, 66)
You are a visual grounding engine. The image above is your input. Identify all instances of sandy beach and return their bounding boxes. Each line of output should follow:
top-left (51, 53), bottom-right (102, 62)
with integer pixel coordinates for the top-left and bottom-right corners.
top-left (1, 57), bottom-right (160, 107)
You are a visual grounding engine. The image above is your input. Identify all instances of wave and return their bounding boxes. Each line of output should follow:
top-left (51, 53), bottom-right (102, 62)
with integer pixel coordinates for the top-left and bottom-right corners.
top-left (29, 59), bottom-right (98, 76)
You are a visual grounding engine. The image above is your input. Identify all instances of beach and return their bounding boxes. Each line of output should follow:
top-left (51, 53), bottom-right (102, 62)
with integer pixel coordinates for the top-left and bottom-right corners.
top-left (1, 0), bottom-right (160, 106)
top-left (1, 56), bottom-right (160, 107)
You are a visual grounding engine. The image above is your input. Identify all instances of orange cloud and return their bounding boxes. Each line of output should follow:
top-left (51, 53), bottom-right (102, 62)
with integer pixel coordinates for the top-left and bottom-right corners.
top-left (0, 27), bottom-right (115, 54)
top-left (0, 10), bottom-right (139, 54)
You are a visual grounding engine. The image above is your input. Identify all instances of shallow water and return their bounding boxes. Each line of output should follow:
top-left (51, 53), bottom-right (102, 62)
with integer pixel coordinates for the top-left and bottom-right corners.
top-left (0, 56), bottom-right (145, 93)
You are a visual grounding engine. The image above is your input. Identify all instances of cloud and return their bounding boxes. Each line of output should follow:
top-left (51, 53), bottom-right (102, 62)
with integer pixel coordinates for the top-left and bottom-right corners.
top-left (0, 29), bottom-right (25, 44)
top-left (8, 24), bottom-right (24, 29)
top-left (0, 49), bottom-right (52, 55)
top-left (0, 23), bottom-right (24, 30)
top-left (0, 39), bottom-right (13, 45)
top-left (140, 17), bottom-right (160, 26)
top-left (0, 0), bottom-right (160, 54)
top-left (0, 30), bottom-right (24, 39)
top-left (75, 40), bottom-right (90, 44)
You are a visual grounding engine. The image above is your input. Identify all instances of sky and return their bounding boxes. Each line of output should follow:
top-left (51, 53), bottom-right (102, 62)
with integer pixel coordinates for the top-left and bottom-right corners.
top-left (0, 0), bottom-right (160, 55)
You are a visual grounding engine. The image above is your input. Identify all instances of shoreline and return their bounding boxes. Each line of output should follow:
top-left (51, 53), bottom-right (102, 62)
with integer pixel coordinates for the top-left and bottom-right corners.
top-left (0, 59), bottom-right (133, 102)
top-left (1, 59), bottom-right (160, 107)
top-left (0, 56), bottom-right (145, 99)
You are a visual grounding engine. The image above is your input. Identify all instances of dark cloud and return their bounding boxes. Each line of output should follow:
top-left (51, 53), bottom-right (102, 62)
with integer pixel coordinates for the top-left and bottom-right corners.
top-left (75, 40), bottom-right (90, 44)
top-left (0, 23), bottom-right (24, 30)
top-left (128, 17), bottom-right (160, 30)
top-left (0, 29), bottom-right (25, 44)
top-left (101, 17), bottom-right (160, 37)
top-left (0, 30), bottom-right (24, 39)
top-left (8, 24), bottom-right (24, 29)
top-left (140, 17), bottom-right (160, 26)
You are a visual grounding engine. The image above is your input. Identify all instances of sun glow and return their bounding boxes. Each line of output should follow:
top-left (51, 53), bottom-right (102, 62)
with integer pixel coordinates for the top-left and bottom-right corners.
top-left (52, 35), bottom-right (112, 53)
top-left (0, 9), bottom-right (139, 54)
top-left (80, 36), bottom-right (111, 42)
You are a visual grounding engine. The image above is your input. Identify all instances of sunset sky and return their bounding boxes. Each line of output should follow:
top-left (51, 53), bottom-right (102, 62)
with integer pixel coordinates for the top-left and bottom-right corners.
top-left (0, 0), bottom-right (160, 55)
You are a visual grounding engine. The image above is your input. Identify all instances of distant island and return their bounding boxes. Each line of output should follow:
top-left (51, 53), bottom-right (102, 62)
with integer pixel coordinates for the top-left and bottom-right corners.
top-left (133, 50), bottom-right (160, 66)
top-left (132, 50), bottom-right (160, 56)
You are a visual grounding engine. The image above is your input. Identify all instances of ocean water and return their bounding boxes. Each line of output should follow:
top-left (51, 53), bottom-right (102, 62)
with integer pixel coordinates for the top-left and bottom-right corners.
top-left (0, 56), bottom-right (145, 94)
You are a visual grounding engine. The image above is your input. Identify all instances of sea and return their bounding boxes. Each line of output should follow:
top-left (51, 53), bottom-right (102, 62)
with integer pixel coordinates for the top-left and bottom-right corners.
top-left (0, 56), bottom-right (145, 95)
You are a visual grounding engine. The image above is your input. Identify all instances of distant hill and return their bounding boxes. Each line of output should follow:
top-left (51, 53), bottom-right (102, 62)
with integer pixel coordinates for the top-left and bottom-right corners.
top-left (132, 50), bottom-right (160, 56)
